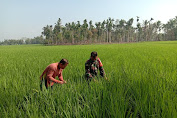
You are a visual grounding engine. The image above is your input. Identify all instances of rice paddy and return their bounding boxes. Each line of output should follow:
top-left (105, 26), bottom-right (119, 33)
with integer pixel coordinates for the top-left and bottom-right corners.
top-left (0, 41), bottom-right (177, 117)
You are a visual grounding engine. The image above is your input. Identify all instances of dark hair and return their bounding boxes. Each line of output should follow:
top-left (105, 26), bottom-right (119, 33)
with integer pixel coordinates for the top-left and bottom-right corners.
top-left (91, 51), bottom-right (97, 58)
top-left (59, 59), bottom-right (69, 65)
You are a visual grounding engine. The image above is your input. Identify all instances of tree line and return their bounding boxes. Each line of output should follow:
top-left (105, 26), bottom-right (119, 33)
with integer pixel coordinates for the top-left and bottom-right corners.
top-left (1, 16), bottom-right (177, 45)
top-left (0, 36), bottom-right (43, 45)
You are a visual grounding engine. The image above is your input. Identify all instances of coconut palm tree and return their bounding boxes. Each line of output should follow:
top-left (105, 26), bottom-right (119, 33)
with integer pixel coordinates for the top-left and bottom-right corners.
top-left (88, 20), bottom-right (94, 43)
top-left (106, 17), bottom-right (114, 43)
top-left (135, 16), bottom-right (140, 42)
top-left (155, 21), bottom-right (162, 41)
top-left (147, 18), bottom-right (154, 41)
top-left (119, 19), bottom-right (126, 42)
top-left (42, 25), bottom-right (53, 44)
top-left (53, 18), bottom-right (62, 44)
top-left (125, 18), bottom-right (134, 42)
top-left (101, 20), bottom-right (106, 42)
top-left (95, 22), bottom-right (102, 42)
top-left (82, 19), bottom-right (89, 43)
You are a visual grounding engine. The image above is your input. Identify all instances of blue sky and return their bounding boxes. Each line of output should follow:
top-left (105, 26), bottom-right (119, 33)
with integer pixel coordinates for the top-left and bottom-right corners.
top-left (0, 0), bottom-right (177, 41)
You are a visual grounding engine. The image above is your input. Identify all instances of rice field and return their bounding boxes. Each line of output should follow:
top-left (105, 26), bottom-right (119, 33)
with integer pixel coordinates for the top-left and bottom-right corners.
top-left (0, 41), bottom-right (177, 118)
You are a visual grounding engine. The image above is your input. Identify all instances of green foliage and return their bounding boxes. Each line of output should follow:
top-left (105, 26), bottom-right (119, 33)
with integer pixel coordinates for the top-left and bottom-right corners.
top-left (0, 41), bottom-right (177, 117)
top-left (40, 16), bottom-right (177, 45)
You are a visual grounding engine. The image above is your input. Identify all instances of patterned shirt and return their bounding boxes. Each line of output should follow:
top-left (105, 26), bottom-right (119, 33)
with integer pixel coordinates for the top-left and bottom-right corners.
top-left (85, 58), bottom-right (105, 78)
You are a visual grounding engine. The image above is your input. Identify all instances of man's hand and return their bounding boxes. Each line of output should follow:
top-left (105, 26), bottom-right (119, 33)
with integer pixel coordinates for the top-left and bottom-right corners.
top-left (104, 76), bottom-right (108, 80)
top-left (93, 78), bottom-right (96, 82)
top-left (63, 80), bottom-right (67, 84)
top-left (58, 80), bottom-right (65, 84)
top-left (105, 77), bottom-right (108, 80)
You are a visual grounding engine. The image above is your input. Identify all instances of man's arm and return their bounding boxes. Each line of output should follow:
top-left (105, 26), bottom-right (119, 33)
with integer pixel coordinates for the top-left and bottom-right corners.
top-left (99, 66), bottom-right (105, 77)
top-left (40, 68), bottom-right (47, 80)
top-left (98, 58), bottom-right (106, 78)
top-left (58, 70), bottom-right (67, 83)
top-left (99, 66), bottom-right (108, 80)
top-left (85, 62), bottom-right (93, 78)
top-left (58, 73), bottom-right (63, 81)
top-left (47, 69), bottom-right (64, 84)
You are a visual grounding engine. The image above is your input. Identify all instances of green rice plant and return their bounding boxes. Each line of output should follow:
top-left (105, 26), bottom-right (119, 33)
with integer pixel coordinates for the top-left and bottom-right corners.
top-left (0, 41), bottom-right (177, 117)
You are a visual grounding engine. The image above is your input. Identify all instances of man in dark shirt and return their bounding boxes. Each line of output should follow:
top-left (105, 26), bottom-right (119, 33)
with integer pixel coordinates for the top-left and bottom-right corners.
top-left (85, 51), bottom-right (107, 81)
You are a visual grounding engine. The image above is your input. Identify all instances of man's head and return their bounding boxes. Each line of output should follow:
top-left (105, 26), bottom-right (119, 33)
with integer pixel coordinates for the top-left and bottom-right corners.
top-left (58, 59), bottom-right (69, 69)
top-left (91, 51), bottom-right (97, 61)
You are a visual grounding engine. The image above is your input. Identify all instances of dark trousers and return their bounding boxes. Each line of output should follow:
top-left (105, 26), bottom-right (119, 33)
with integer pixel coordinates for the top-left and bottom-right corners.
top-left (40, 77), bottom-right (53, 90)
